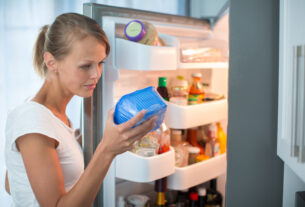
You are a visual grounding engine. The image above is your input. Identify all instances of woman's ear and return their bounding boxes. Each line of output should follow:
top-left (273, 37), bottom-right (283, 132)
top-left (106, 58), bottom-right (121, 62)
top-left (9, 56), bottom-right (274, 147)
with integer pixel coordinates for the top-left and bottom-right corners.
top-left (43, 51), bottom-right (58, 73)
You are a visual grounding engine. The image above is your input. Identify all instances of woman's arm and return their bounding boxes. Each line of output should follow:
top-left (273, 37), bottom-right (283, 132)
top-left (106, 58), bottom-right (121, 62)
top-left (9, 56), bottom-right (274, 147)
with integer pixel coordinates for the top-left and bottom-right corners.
top-left (5, 170), bottom-right (10, 195)
top-left (16, 109), bottom-right (155, 207)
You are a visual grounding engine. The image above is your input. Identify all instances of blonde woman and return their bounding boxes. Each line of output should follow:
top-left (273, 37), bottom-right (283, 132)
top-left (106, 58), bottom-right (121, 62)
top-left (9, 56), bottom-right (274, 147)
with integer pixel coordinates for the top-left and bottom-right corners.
top-left (4, 13), bottom-right (156, 207)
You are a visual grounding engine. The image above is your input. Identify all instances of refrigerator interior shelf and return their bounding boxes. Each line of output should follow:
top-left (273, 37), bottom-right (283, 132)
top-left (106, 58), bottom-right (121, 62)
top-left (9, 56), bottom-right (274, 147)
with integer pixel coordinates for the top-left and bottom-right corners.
top-left (115, 38), bottom-right (177, 71)
top-left (115, 147), bottom-right (175, 183)
top-left (167, 153), bottom-right (227, 190)
top-left (178, 62), bottom-right (228, 69)
top-left (164, 99), bottom-right (228, 129)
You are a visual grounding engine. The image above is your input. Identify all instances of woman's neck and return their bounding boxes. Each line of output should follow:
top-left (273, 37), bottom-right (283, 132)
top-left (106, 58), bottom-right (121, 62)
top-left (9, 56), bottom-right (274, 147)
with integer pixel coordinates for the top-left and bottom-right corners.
top-left (32, 75), bottom-right (73, 116)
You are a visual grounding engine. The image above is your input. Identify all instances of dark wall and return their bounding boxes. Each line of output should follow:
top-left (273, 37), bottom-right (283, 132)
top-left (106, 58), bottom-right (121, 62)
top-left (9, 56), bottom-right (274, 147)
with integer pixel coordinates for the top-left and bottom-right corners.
top-left (226, 0), bottom-right (283, 206)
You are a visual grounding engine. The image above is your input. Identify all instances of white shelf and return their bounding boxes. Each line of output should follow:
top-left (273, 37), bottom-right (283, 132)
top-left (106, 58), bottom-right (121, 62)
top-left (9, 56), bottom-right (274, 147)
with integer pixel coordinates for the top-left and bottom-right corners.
top-left (164, 99), bottom-right (228, 129)
top-left (115, 147), bottom-right (175, 183)
top-left (178, 62), bottom-right (228, 69)
top-left (115, 38), bottom-right (177, 71)
top-left (167, 153), bottom-right (227, 190)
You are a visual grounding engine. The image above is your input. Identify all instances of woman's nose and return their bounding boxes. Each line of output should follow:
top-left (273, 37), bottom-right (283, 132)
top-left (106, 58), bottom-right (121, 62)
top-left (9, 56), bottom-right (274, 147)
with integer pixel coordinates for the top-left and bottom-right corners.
top-left (90, 65), bottom-right (102, 79)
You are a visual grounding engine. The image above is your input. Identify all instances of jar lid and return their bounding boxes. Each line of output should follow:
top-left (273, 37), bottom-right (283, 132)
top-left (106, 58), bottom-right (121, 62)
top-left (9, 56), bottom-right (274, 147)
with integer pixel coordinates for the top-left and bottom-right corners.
top-left (188, 146), bottom-right (200, 153)
top-left (124, 20), bottom-right (146, 42)
top-left (192, 73), bottom-right (202, 78)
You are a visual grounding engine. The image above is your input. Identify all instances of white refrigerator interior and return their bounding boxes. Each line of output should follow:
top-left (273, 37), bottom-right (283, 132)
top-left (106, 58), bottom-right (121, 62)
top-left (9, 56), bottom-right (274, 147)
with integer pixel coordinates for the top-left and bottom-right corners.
top-left (84, 4), bottom-right (228, 206)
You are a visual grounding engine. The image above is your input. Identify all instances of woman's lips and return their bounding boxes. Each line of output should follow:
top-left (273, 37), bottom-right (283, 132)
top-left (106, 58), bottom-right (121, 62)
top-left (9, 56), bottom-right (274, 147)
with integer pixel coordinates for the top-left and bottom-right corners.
top-left (85, 84), bottom-right (96, 90)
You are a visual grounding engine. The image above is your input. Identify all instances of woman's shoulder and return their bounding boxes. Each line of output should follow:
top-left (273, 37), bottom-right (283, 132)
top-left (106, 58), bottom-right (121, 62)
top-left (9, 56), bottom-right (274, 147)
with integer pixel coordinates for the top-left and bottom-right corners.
top-left (8, 101), bottom-right (52, 120)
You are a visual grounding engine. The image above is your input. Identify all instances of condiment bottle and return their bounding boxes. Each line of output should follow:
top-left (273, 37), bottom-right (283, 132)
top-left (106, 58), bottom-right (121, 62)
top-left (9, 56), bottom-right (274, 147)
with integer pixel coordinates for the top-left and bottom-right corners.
top-left (170, 76), bottom-right (188, 105)
top-left (157, 77), bottom-right (169, 101)
top-left (187, 128), bottom-right (204, 154)
top-left (205, 123), bottom-right (220, 157)
top-left (188, 73), bottom-right (205, 104)
top-left (216, 122), bottom-right (227, 154)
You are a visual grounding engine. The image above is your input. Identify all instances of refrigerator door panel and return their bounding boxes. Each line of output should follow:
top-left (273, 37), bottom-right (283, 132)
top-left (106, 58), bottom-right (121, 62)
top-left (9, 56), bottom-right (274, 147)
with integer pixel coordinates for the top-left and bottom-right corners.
top-left (83, 3), bottom-right (228, 207)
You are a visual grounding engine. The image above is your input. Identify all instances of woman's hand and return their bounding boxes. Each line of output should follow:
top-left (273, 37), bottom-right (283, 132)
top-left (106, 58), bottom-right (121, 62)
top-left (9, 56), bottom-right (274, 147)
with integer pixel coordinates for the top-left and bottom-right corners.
top-left (99, 108), bottom-right (157, 157)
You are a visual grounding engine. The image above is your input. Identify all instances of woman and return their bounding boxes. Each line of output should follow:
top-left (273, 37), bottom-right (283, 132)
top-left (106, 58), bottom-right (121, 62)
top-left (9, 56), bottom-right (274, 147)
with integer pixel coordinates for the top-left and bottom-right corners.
top-left (4, 13), bottom-right (156, 207)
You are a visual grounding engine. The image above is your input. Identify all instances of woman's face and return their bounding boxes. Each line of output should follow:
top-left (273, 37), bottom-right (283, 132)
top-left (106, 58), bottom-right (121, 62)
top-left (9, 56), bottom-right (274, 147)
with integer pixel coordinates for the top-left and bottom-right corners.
top-left (56, 35), bottom-right (107, 98)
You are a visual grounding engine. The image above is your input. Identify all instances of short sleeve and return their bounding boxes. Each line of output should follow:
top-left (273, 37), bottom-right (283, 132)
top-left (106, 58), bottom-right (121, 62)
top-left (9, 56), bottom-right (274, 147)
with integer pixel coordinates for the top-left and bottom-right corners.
top-left (5, 103), bottom-right (60, 152)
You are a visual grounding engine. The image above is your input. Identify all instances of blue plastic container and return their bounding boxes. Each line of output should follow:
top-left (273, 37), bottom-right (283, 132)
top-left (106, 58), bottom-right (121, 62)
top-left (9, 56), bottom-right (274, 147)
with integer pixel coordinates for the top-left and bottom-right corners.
top-left (114, 86), bottom-right (167, 131)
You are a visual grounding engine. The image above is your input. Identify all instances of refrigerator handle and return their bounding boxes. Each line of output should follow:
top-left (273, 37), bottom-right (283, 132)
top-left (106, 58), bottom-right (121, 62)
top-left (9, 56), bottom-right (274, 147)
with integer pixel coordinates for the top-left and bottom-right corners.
top-left (291, 45), bottom-right (299, 157)
top-left (297, 45), bottom-right (305, 163)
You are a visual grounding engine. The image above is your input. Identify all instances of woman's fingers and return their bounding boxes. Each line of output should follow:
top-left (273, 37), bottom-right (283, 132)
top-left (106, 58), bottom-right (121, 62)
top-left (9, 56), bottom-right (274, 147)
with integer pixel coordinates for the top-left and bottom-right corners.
top-left (119, 110), bottom-right (147, 131)
top-left (126, 116), bottom-right (157, 143)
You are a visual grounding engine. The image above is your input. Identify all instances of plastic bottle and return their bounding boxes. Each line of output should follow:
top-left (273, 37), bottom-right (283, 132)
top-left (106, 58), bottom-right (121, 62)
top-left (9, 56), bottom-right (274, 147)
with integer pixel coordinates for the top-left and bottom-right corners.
top-left (157, 77), bottom-right (169, 101)
top-left (197, 187), bottom-right (207, 207)
top-left (188, 73), bottom-right (205, 104)
top-left (216, 122), bottom-right (227, 154)
top-left (176, 189), bottom-right (189, 207)
top-left (170, 76), bottom-right (188, 105)
top-left (117, 196), bottom-right (126, 207)
top-left (206, 179), bottom-right (223, 207)
top-left (171, 130), bottom-right (189, 167)
top-left (205, 124), bottom-right (220, 157)
top-left (124, 20), bottom-right (159, 46)
top-left (189, 191), bottom-right (198, 207)
top-left (187, 128), bottom-right (204, 154)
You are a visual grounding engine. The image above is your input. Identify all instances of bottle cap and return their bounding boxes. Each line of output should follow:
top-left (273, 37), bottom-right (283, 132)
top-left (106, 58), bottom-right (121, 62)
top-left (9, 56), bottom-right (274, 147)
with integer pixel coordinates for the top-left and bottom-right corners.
top-left (189, 192), bottom-right (199, 200)
top-left (124, 20), bottom-right (146, 42)
top-left (192, 73), bottom-right (202, 78)
top-left (198, 187), bottom-right (207, 196)
top-left (158, 77), bottom-right (167, 87)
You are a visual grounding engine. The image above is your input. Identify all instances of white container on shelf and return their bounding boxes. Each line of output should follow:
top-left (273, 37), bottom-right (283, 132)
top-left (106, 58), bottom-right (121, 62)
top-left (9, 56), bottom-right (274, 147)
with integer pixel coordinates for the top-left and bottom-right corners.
top-left (167, 153), bottom-right (227, 190)
top-left (115, 37), bottom-right (177, 71)
top-left (115, 147), bottom-right (175, 183)
top-left (164, 99), bottom-right (228, 129)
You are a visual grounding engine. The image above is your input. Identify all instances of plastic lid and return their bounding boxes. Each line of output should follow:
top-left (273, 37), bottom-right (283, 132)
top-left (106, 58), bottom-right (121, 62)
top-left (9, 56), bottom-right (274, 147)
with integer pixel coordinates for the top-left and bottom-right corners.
top-left (192, 73), bottom-right (202, 78)
top-left (198, 187), bottom-right (207, 196)
top-left (188, 146), bottom-right (200, 154)
top-left (158, 77), bottom-right (167, 87)
top-left (189, 192), bottom-right (199, 200)
top-left (124, 20), bottom-right (146, 42)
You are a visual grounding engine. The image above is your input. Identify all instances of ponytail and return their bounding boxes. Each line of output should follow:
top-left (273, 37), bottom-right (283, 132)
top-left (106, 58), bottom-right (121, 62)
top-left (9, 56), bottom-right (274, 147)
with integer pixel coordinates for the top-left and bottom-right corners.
top-left (33, 25), bottom-right (48, 78)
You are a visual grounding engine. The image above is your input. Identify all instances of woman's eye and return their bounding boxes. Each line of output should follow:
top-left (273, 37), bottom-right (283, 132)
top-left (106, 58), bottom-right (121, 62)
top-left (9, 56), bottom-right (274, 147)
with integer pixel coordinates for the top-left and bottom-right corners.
top-left (81, 64), bottom-right (90, 69)
top-left (98, 61), bottom-right (105, 66)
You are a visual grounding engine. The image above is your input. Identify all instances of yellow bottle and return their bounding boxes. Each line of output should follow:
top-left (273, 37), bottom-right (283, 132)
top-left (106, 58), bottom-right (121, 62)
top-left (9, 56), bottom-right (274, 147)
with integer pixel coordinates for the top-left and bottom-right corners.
top-left (217, 122), bottom-right (227, 154)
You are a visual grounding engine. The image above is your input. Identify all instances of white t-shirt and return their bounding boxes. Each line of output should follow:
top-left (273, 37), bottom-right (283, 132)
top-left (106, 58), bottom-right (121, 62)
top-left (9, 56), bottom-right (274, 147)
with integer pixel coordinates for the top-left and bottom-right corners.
top-left (5, 101), bottom-right (84, 207)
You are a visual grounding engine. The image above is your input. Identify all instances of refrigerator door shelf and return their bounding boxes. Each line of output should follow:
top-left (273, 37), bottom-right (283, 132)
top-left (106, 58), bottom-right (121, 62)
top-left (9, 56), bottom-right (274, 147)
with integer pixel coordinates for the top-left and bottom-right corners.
top-left (115, 147), bottom-right (175, 183)
top-left (167, 153), bottom-right (227, 190)
top-left (115, 38), bottom-right (177, 71)
top-left (164, 99), bottom-right (228, 129)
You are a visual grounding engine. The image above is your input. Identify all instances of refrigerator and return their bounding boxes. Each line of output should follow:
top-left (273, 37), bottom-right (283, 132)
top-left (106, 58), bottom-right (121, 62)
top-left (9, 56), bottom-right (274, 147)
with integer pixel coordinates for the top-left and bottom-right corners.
top-left (82, 3), bottom-right (229, 207)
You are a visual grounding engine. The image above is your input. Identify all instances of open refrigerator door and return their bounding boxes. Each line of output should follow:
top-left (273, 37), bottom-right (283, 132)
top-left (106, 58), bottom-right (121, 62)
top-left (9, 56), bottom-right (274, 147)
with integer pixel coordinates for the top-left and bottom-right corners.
top-left (83, 3), bottom-right (228, 207)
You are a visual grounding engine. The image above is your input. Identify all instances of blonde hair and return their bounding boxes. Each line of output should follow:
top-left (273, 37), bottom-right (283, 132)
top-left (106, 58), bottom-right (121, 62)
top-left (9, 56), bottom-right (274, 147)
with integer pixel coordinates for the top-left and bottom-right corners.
top-left (33, 13), bottom-right (110, 77)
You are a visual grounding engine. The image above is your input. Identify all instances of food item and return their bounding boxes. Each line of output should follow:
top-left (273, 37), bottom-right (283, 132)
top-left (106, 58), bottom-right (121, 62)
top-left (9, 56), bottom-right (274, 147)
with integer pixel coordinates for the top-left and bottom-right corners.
top-left (157, 77), bottom-right (169, 101)
top-left (188, 73), bottom-right (205, 104)
top-left (217, 122), bottom-right (227, 154)
top-left (114, 86), bottom-right (167, 131)
top-left (131, 132), bottom-right (159, 157)
top-left (205, 123), bottom-right (220, 157)
top-left (187, 128), bottom-right (204, 154)
top-left (124, 20), bottom-right (164, 46)
top-left (195, 154), bottom-right (209, 163)
top-left (188, 146), bottom-right (200, 165)
top-left (171, 129), bottom-right (188, 167)
top-left (170, 76), bottom-right (189, 105)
